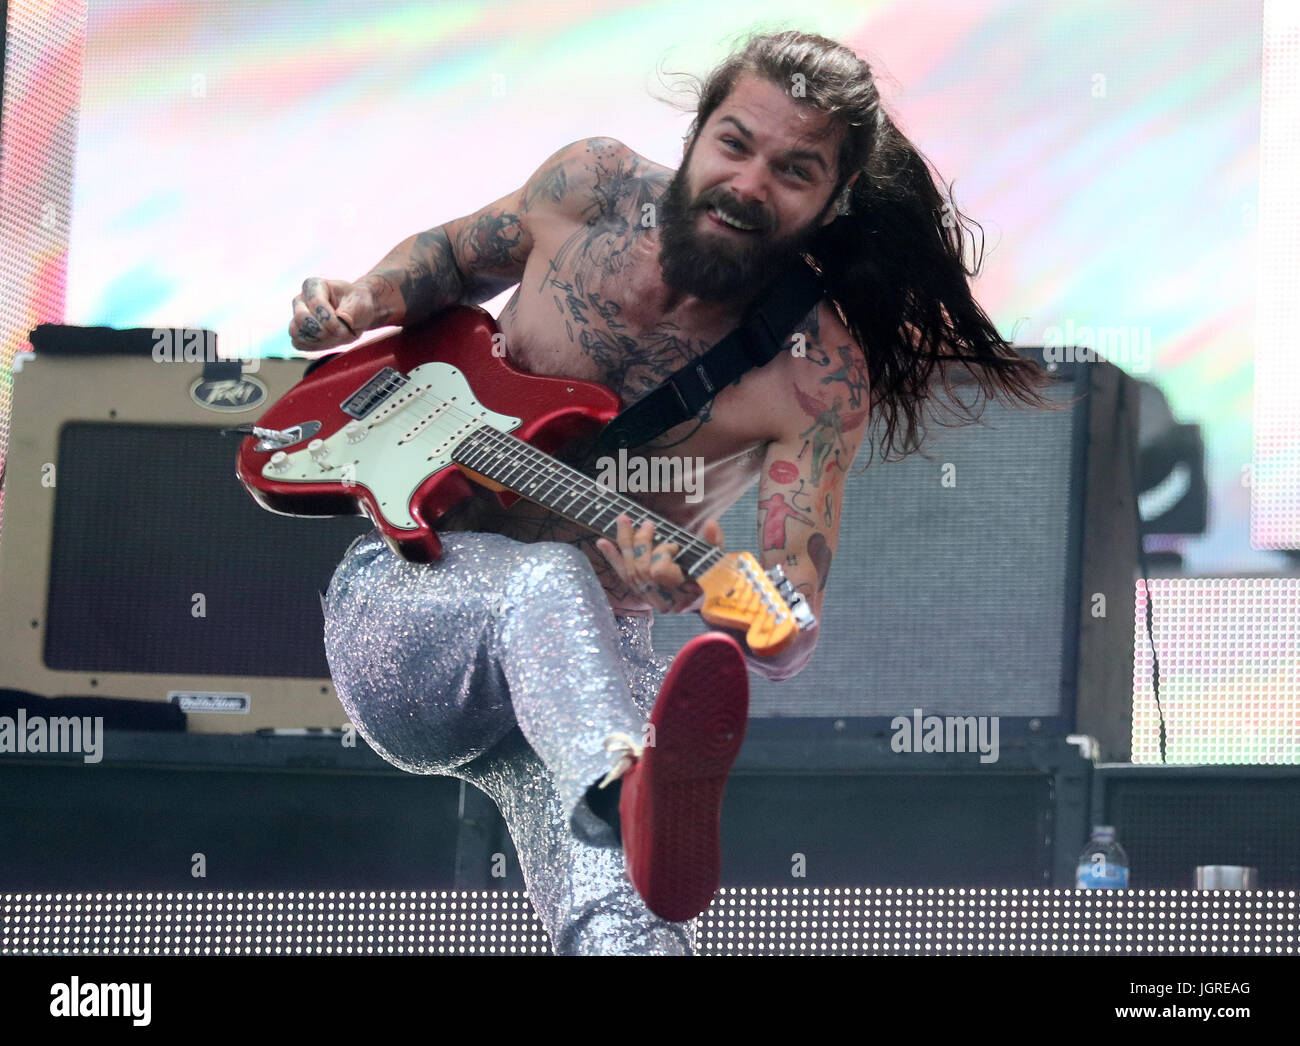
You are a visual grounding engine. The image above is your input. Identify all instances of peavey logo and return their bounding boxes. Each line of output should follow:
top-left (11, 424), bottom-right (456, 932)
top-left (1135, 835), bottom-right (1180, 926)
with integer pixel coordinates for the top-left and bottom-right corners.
top-left (50, 977), bottom-right (151, 1026)
top-left (190, 374), bottom-right (267, 413)
top-left (169, 691), bottom-right (250, 714)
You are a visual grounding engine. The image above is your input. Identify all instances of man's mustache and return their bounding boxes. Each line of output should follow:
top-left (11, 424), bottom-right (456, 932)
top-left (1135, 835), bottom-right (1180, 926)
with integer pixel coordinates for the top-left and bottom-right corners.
top-left (693, 191), bottom-right (770, 233)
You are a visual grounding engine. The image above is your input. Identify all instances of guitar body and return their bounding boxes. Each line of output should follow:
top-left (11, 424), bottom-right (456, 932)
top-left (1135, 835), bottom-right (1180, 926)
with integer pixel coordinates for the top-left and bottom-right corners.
top-left (236, 305), bottom-right (621, 562)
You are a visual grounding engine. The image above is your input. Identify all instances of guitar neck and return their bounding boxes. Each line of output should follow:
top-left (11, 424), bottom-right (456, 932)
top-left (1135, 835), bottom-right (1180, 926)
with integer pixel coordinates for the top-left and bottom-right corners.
top-left (452, 425), bottom-right (723, 577)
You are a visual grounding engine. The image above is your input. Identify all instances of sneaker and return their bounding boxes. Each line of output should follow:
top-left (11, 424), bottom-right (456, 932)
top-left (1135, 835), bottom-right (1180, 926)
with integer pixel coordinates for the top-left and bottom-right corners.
top-left (612, 631), bottom-right (749, 922)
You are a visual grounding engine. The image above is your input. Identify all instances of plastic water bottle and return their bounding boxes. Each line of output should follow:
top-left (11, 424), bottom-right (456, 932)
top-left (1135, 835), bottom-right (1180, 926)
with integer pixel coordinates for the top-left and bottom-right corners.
top-left (1076, 826), bottom-right (1129, 888)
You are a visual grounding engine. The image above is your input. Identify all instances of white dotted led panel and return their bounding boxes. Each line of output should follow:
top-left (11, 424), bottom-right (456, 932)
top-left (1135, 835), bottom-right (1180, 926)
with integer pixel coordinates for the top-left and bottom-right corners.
top-left (2, 888), bottom-right (1295, 955)
top-left (1133, 578), bottom-right (1300, 764)
top-left (0, 1), bottom-right (87, 537)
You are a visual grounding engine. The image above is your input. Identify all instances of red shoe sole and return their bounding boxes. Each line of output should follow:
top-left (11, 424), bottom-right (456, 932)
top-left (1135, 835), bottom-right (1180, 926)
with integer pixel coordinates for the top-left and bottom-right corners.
top-left (620, 632), bottom-right (749, 922)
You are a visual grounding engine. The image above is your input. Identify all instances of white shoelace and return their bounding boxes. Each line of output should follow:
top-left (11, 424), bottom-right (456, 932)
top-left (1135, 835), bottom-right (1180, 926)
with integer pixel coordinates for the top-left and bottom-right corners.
top-left (598, 731), bottom-right (645, 789)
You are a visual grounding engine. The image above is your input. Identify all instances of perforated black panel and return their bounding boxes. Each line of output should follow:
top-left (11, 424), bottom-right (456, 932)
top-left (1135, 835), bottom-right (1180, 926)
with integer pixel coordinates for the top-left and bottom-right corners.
top-left (652, 377), bottom-right (1087, 720)
top-left (45, 422), bottom-right (369, 677)
top-left (1104, 772), bottom-right (1300, 888)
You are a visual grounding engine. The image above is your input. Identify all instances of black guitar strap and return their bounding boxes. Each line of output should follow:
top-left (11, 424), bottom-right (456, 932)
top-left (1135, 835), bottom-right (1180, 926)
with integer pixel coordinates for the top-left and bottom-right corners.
top-left (595, 255), bottom-right (825, 451)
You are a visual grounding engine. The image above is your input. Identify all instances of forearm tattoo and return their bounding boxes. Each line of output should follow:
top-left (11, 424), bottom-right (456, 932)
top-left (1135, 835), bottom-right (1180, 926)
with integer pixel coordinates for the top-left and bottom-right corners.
top-left (365, 227), bottom-right (466, 326)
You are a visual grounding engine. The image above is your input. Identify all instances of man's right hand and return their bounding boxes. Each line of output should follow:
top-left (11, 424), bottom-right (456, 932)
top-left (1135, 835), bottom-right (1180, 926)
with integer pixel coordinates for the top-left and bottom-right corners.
top-left (289, 277), bottom-right (376, 353)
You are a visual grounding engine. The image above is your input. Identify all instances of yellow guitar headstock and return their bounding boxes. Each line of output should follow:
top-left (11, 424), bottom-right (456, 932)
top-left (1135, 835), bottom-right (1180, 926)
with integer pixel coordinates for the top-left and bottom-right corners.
top-left (694, 551), bottom-right (802, 658)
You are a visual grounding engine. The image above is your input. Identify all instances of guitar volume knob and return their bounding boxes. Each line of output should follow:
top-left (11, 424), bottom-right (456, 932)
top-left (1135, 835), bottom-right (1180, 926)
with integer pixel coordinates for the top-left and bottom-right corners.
top-left (268, 450), bottom-right (290, 473)
top-left (344, 421), bottom-right (365, 444)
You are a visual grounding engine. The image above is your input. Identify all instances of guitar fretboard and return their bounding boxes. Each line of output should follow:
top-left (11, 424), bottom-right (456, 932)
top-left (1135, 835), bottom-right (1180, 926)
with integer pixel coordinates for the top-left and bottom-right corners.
top-left (451, 425), bottom-right (723, 577)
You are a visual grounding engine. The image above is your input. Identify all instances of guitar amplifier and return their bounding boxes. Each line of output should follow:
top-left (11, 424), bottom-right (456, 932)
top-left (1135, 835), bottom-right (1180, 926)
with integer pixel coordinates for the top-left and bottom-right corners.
top-left (0, 332), bottom-right (369, 733)
top-left (652, 351), bottom-right (1140, 760)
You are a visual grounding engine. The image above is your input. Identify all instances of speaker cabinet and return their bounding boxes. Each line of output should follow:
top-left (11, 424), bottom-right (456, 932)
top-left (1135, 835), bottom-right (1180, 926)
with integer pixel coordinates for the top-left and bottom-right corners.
top-left (1096, 764), bottom-right (1300, 888)
top-left (0, 337), bottom-right (369, 732)
top-left (652, 352), bottom-right (1140, 759)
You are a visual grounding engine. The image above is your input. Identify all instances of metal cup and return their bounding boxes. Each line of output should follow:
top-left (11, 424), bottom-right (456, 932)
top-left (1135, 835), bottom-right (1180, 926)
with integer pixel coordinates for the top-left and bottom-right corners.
top-left (1195, 865), bottom-right (1258, 890)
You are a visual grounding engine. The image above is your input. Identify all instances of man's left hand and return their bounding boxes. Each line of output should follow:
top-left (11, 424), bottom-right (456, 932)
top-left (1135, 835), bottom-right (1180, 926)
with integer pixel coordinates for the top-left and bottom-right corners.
top-left (596, 513), bottom-right (723, 614)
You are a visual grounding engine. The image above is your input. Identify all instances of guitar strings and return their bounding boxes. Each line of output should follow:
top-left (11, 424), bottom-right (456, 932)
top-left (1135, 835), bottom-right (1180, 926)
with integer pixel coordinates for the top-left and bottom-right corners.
top-left (466, 429), bottom-right (725, 573)
top-left (409, 388), bottom-right (721, 573)
top-left (454, 427), bottom-right (795, 625)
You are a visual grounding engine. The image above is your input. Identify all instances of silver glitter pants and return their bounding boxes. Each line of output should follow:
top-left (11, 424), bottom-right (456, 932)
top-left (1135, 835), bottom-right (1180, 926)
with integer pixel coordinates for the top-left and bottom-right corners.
top-left (321, 528), bottom-right (699, 955)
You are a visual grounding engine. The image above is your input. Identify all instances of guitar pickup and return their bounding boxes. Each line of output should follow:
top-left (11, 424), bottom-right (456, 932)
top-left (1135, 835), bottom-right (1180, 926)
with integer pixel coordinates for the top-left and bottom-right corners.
top-left (341, 366), bottom-right (408, 419)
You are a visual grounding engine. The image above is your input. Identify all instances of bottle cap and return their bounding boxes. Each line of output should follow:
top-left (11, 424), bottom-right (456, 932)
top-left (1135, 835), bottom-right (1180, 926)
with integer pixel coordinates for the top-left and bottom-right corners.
top-left (1092, 825), bottom-right (1116, 840)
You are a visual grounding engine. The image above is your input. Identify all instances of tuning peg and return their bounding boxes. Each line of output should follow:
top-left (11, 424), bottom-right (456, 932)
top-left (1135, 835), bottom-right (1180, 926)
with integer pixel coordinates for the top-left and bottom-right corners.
top-left (765, 563), bottom-right (818, 631)
top-left (785, 591), bottom-right (817, 631)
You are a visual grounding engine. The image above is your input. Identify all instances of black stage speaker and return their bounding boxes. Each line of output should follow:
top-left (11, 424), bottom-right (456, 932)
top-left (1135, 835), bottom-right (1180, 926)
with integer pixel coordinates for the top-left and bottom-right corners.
top-left (653, 351), bottom-right (1140, 759)
top-left (0, 732), bottom-right (463, 892)
top-left (0, 730), bottom-right (1091, 891)
top-left (1095, 764), bottom-right (1300, 888)
top-left (0, 331), bottom-right (369, 732)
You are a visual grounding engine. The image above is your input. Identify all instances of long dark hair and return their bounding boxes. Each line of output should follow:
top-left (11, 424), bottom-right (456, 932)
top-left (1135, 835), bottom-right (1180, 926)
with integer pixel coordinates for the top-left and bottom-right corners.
top-left (664, 29), bottom-right (1060, 465)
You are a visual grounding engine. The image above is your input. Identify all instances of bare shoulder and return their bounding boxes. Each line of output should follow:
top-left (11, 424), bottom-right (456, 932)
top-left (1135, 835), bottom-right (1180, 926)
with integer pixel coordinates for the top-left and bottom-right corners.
top-left (769, 297), bottom-right (872, 447)
top-left (521, 137), bottom-right (670, 232)
top-left (439, 137), bottom-right (669, 303)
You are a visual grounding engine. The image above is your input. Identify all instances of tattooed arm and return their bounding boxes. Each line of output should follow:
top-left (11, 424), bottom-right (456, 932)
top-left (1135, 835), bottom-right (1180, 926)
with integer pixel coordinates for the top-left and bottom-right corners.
top-left (289, 139), bottom-right (612, 349)
top-left (354, 138), bottom-right (602, 328)
top-left (747, 307), bottom-right (872, 682)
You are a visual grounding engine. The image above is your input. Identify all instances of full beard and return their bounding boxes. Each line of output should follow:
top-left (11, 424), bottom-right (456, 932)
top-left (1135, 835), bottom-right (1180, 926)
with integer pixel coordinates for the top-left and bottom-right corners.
top-left (657, 166), bottom-right (822, 302)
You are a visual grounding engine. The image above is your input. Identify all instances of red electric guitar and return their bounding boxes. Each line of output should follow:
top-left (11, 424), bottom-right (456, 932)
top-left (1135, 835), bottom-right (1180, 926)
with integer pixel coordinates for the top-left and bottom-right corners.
top-left (236, 305), bottom-right (816, 657)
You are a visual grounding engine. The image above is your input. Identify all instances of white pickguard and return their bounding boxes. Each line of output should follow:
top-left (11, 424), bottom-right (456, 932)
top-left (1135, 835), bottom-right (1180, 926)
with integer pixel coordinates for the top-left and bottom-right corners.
top-left (261, 361), bottom-right (522, 531)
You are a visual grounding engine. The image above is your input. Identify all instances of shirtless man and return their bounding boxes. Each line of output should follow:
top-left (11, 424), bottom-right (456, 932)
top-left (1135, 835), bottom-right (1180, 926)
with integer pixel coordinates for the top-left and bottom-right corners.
top-left (297, 66), bottom-right (865, 954)
top-left (293, 31), bottom-right (1036, 956)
